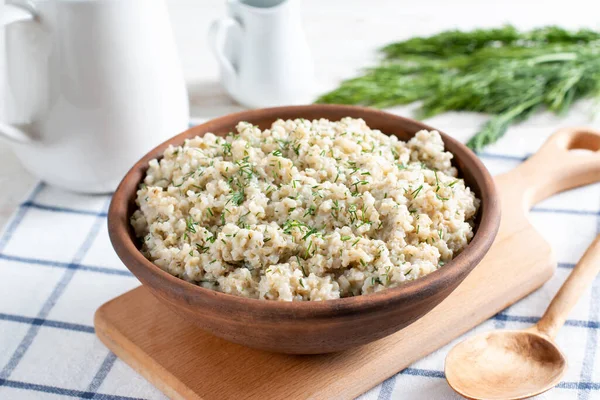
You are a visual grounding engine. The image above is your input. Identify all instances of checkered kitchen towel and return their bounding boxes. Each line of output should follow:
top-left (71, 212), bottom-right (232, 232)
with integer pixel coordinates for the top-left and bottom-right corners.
top-left (0, 111), bottom-right (599, 400)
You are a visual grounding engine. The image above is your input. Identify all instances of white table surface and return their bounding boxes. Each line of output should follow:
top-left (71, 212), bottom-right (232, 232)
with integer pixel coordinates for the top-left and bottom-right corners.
top-left (1, 0), bottom-right (598, 229)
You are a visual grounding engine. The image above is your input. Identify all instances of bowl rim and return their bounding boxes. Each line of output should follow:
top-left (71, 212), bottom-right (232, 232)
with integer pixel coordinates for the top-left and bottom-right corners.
top-left (108, 104), bottom-right (500, 318)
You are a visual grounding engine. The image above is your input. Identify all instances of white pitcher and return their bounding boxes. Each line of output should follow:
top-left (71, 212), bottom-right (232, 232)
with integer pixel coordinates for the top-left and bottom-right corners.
top-left (209, 0), bottom-right (314, 109)
top-left (0, 0), bottom-right (189, 193)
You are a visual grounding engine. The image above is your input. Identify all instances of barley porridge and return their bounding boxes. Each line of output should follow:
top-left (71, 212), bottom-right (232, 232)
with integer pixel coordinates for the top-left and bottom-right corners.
top-left (131, 118), bottom-right (480, 301)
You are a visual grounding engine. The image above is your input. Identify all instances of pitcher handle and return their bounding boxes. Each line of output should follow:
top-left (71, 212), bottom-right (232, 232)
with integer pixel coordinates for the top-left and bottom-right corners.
top-left (0, 3), bottom-right (36, 144)
top-left (208, 18), bottom-right (240, 83)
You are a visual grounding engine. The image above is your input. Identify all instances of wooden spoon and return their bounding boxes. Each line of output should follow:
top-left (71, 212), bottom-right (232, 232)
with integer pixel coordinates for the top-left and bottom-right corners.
top-left (445, 234), bottom-right (600, 400)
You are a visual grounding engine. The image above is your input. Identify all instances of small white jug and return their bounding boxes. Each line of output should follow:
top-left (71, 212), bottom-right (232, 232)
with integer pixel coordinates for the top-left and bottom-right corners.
top-left (0, 0), bottom-right (189, 193)
top-left (209, 0), bottom-right (314, 109)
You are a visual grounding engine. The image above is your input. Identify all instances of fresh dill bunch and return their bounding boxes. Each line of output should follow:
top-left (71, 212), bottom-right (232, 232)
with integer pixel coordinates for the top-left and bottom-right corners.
top-left (316, 26), bottom-right (600, 150)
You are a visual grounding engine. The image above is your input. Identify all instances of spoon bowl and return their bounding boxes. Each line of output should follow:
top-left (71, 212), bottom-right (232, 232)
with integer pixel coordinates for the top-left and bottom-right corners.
top-left (445, 330), bottom-right (566, 400)
top-left (445, 228), bottom-right (600, 399)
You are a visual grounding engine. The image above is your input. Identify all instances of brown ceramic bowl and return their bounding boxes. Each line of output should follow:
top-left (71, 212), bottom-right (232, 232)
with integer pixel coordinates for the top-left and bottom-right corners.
top-left (108, 105), bottom-right (500, 354)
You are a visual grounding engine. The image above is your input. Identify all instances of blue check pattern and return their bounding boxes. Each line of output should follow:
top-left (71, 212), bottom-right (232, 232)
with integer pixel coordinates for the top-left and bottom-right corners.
top-left (0, 128), bottom-right (599, 399)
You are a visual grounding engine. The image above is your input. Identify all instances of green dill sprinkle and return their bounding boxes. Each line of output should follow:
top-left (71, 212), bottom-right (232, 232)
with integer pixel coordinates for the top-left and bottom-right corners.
top-left (332, 200), bottom-right (340, 211)
top-left (300, 263), bottom-right (308, 276)
top-left (228, 189), bottom-right (245, 206)
top-left (341, 235), bottom-right (352, 241)
top-left (195, 244), bottom-right (210, 253)
top-left (302, 226), bottom-right (319, 241)
top-left (207, 208), bottom-right (214, 217)
top-left (438, 229), bottom-right (443, 239)
top-left (299, 279), bottom-right (305, 288)
top-left (272, 149), bottom-right (282, 157)
top-left (352, 238), bottom-right (360, 247)
top-left (404, 268), bottom-right (413, 276)
top-left (293, 143), bottom-right (301, 155)
top-left (185, 216), bottom-right (197, 233)
top-left (221, 142), bottom-right (232, 156)
top-left (436, 193), bottom-right (450, 201)
top-left (411, 185), bottom-right (423, 198)
top-left (448, 180), bottom-right (459, 187)
top-left (416, 225), bottom-right (420, 234)
top-left (303, 205), bottom-right (316, 217)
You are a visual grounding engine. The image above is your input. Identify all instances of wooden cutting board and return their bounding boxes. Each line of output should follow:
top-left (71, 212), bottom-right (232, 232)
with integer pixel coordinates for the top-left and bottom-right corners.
top-left (95, 127), bottom-right (600, 400)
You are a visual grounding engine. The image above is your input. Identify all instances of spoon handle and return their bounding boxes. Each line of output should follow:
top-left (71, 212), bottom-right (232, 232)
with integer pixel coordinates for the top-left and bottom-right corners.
top-left (535, 234), bottom-right (600, 338)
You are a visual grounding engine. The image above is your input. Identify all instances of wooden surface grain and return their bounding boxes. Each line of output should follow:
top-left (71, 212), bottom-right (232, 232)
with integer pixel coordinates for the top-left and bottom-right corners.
top-left (94, 127), bottom-right (600, 400)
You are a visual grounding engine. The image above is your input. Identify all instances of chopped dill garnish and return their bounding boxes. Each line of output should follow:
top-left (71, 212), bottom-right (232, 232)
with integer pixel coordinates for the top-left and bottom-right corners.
top-left (341, 235), bottom-right (352, 241)
top-left (221, 142), bottom-right (232, 156)
top-left (436, 193), bottom-right (450, 201)
top-left (227, 189), bottom-right (245, 206)
top-left (411, 185), bottom-right (423, 198)
top-left (185, 216), bottom-right (197, 233)
top-left (195, 244), bottom-right (210, 253)
top-left (301, 264), bottom-right (308, 276)
top-left (293, 143), bottom-right (301, 155)
top-left (303, 205), bottom-right (316, 217)
top-left (302, 226), bottom-right (319, 241)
